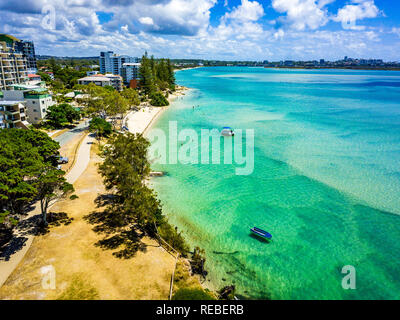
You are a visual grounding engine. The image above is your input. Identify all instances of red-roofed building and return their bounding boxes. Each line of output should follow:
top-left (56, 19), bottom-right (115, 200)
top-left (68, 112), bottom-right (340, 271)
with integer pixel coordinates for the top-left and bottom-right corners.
top-left (28, 74), bottom-right (41, 81)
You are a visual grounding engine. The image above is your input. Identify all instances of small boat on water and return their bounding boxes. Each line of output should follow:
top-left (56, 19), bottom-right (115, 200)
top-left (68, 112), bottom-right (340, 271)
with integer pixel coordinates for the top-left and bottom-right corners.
top-left (250, 227), bottom-right (272, 240)
top-left (221, 127), bottom-right (235, 136)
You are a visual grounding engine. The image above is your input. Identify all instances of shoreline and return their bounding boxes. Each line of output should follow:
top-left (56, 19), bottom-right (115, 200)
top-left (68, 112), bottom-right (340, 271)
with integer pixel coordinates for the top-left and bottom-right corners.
top-left (125, 85), bottom-right (189, 137)
top-left (174, 66), bottom-right (203, 73)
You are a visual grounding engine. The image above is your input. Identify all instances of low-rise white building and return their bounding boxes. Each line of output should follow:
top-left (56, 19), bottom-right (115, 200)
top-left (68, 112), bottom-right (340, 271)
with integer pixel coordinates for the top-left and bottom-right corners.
top-left (77, 73), bottom-right (123, 91)
top-left (0, 100), bottom-right (29, 129)
top-left (2, 84), bottom-right (55, 124)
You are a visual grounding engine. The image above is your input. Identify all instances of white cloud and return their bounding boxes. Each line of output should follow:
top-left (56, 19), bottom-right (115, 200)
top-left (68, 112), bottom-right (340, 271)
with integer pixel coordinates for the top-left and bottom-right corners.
top-left (139, 17), bottom-right (154, 25)
top-left (224, 0), bottom-right (264, 22)
top-left (213, 0), bottom-right (265, 41)
top-left (392, 27), bottom-right (400, 37)
top-left (274, 29), bottom-right (285, 39)
top-left (0, 0), bottom-right (396, 61)
top-left (272, 0), bottom-right (330, 31)
top-left (333, 0), bottom-right (380, 30)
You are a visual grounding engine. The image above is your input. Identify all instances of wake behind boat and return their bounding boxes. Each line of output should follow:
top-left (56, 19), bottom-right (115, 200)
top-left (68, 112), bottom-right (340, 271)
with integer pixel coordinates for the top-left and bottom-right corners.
top-left (250, 227), bottom-right (272, 240)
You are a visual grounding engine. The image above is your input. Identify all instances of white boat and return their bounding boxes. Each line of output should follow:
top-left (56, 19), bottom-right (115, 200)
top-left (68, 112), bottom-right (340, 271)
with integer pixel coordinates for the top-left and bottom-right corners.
top-left (221, 127), bottom-right (235, 136)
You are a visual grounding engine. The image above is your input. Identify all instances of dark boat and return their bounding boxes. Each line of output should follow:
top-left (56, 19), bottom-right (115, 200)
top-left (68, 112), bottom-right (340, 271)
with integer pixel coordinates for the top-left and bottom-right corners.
top-left (250, 227), bottom-right (272, 240)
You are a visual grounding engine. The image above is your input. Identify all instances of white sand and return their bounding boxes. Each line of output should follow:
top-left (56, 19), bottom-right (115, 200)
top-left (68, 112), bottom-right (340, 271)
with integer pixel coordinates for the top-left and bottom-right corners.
top-left (125, 106), bottom-right (164, 135)
top-left (125, 87), bottom-right (188, 135)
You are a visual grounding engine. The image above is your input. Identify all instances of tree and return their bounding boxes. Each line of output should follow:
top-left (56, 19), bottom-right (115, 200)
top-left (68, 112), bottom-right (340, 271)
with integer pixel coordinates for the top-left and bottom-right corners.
top-left (45, 103), bottom-right (81, 128)
top-left (0, 129), bottom-right (62, 237)
top-left (99, 133), bottom-right (151, 188)
top-left (166, 59), bottom-right (176, 90)
top-left (0, 129), bottom-right (60, 216)
top-left (81, 83), bottom-right (107, 117)
top-left (62, 103), bottom-right (81, 123)
top-left (37, 72), bottom-right (52, 83)
top-left (89, 117), bottom-right (112, 141)
top-left (150, 92), bottom-right (169, 107)
top-left (139, 53), bottom-right (156, 95)
top-left (91, 133), bottom-right (189, 257)
top-left (99, 133), bottom-right (159, 227)
top-left (121, 88), bottom-right (140, 108)
top-left (103, 91), bottom-right (129, 129)
top-left (35, 167), bottom-right (74, 225)
top-left (46, 105), bottom-right (68, 128)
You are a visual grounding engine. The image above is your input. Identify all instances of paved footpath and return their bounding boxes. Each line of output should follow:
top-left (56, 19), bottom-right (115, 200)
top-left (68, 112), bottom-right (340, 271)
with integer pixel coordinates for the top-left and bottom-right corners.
top-left (0, 133), bottom-right (95, 288)
top-left (54, 121), bottom-right (89, 147)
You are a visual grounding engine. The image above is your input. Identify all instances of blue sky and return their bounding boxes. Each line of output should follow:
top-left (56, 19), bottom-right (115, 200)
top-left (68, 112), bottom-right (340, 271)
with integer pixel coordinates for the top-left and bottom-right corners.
top-left (0, 0), bottom-right (399, 61)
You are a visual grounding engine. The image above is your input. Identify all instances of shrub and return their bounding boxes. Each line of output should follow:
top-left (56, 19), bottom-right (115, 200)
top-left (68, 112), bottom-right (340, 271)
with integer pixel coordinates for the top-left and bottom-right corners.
top-left (172, 287), bottom-right (216, 300)
top-left (191, 246), bottom-right (206, 276)
top-left (57, 274), bottom-right (99, 300)
top-left (158, 222), bottom-right (189, 256)
top-left (150, 91), bottom-right (169, 107)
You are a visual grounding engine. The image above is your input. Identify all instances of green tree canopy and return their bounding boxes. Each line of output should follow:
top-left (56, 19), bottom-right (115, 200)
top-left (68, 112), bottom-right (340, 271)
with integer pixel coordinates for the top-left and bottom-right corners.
top-left (45, 103), bottom-right (81, 128)
top-left (121, 88), bottom-right (140, 107)
top-left (0, 129), bottom-right (61, 224)
top-left (150, 92), bottom-right (169, 107)
top-left (92, 133), bottom-right (188, 256)
top-left (89, 117), bottom-right (112, 140)
top-left (35, 166), bottom-right (74, 225)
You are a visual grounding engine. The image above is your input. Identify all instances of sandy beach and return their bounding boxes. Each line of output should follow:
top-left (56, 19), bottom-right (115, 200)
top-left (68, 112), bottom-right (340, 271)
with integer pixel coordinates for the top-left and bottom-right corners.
top-left (125, 86), bottom-right (188, 136)
top-left (174, 66), bottom-right (202, 73)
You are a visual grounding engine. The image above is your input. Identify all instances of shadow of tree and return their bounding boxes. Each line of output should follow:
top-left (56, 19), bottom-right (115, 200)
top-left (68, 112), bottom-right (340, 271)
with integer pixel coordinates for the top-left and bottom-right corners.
top-left (0, 236), bottom-right (28, 261)
top-left (84, 194), bottom-right (148, 259)
top-left (21, 212), bottom-right (74, 236)
top-left (48, 212), bottom-right (74, 227)
top-left (0, 212), bottom-right (73, 261)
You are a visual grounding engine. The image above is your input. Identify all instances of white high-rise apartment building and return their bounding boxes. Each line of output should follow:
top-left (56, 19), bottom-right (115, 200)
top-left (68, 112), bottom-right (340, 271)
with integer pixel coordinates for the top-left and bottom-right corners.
top-left (0, 38), bottom-right (28, 91)
top-left (99, 51), bottom-right (139, 77)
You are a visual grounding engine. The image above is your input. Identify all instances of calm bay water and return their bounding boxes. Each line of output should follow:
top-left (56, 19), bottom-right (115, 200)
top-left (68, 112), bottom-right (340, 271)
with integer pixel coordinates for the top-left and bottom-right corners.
top-left (150, 67), bottom-right (400, 300)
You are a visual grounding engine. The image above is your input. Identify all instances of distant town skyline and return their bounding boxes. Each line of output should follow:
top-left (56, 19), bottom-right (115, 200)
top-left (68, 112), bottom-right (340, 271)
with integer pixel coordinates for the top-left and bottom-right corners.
top-left (0, 0), bottom-right (399, 61)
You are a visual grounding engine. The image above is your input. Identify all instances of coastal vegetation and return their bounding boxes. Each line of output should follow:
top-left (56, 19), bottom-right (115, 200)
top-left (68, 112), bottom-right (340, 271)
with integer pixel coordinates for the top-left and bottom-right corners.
top-left (0, 139), bottom-right (177, 300)
top-left (38, 57), bottom-right (97, 90)
top-left (0, 129), bottom-right (75, 246)
top-left (89, 117), bottom-right (112, 141)
top-left (139, 53), bottom-right (175, 106)
top-left (78, 84), bottom-right (140, 130)
top-left (85, 132), bottom-right (188, 257)
top-left (149, 91), bottom-right (170, 107)
top-left (172, 287), bottom-right (215, 300)
top-left (45, 103), bottom-right (81, 129)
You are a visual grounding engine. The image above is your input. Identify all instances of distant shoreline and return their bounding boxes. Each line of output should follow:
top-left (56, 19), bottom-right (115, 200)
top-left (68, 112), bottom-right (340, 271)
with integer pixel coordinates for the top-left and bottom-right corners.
top-left (176, 65), bottom-right (400, 71)
top-left (264, 66), bottom-right (400, 71)
top-left (174, 66), bottom-right (203, 72)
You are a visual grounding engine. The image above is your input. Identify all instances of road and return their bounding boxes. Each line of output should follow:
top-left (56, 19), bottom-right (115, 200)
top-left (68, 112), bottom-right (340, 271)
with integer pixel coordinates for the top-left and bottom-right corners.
top-left (0, 133), bottom-right (95, 288)
top-left (54, 121), bottom-right (89, 147)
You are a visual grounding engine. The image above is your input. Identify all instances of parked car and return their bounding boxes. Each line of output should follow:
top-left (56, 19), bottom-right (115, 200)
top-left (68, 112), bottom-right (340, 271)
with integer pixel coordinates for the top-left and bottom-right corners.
top-left (56, 155), bottom-right (69, 164)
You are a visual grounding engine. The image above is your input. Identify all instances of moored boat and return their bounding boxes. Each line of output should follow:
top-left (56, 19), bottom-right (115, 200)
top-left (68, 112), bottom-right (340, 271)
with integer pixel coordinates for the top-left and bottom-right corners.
top-left (221, 127), bottom-right (235, 136)
top-left (250, 227), bottom-right (272, 240)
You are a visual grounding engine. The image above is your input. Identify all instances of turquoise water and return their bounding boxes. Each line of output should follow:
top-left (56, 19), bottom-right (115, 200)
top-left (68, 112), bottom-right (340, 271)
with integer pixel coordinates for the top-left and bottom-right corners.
top-left (150, 67), bottom-right (400, 300)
